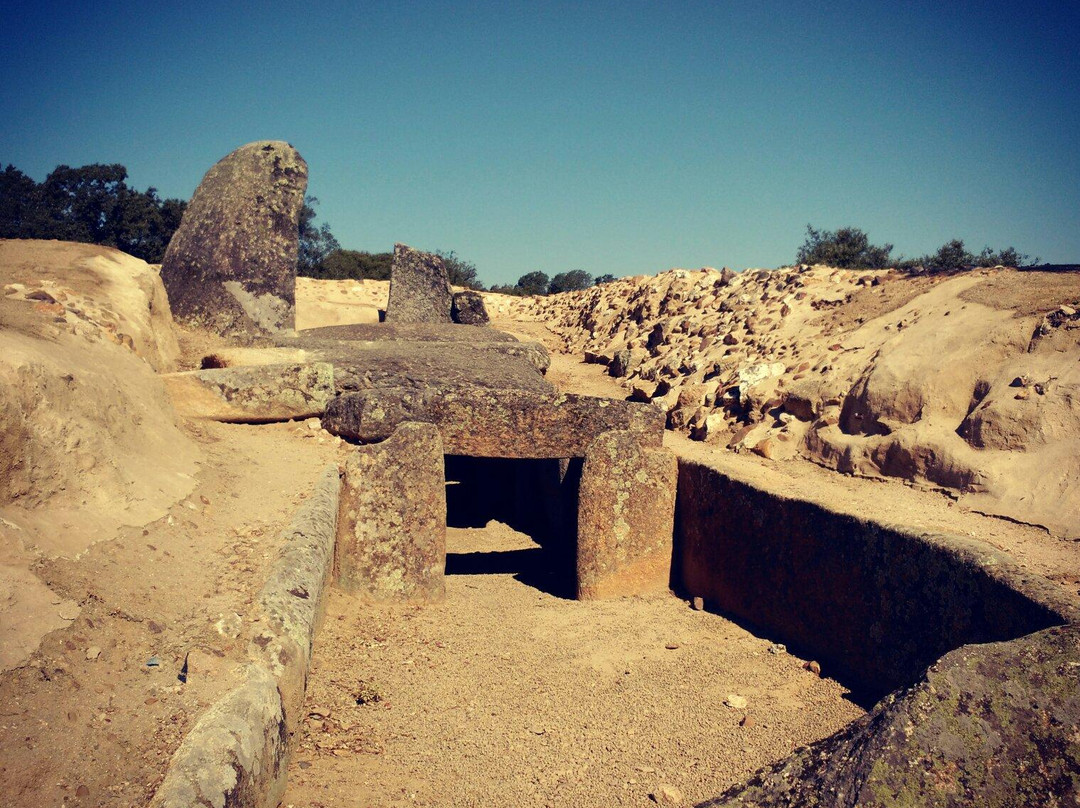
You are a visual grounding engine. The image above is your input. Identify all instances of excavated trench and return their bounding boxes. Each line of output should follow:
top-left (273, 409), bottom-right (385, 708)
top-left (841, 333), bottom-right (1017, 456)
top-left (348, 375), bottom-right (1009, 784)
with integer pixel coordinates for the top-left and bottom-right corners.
top-left (282, 453), bottom-right (1070, 807)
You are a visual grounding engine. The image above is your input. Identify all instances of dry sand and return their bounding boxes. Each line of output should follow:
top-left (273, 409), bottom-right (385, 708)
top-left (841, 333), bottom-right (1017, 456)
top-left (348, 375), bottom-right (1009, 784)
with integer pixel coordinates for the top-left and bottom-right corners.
top-left (283, 524), bottom-right (862, 808)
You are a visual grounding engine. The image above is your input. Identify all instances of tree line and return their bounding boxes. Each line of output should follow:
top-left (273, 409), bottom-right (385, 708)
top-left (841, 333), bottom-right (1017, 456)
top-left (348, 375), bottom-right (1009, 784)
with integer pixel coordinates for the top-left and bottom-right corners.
top-left (0, 163), bottom-right (187, 263)
top-left (298, 198), bottom-right (617, 293)
top-left (795, 225), bottom-right (1036, 272)
top-left (3, 161), bottom-right (1040, 284)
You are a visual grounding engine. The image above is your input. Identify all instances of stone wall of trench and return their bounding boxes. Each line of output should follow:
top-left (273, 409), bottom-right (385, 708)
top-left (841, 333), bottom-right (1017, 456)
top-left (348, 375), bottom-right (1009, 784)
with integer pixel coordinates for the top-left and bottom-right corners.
top-left (673, 457), bottom-right (1076, 699)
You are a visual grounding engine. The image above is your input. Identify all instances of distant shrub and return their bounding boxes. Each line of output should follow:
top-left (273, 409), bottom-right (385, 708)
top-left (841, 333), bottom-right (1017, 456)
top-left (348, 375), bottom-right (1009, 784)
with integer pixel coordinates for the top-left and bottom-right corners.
top-left (900, 240), bottom-right (1036, 274)
top-left (594, 273), bottom-right (617, 285)
top-left (796, 225), bottom-right (894, 269)
top-left (304, 248), bottom-right (392, 280)
top-left (548, 269), bottom-right (593, 293)
top-left (516, 271), bottom-right (550, 296)
top-left (488, 283), bottom-right (526, 296)
top-left (434, 249), bottom-right (484, 290)
top-left (796, 224), bottom-right (1036, 274)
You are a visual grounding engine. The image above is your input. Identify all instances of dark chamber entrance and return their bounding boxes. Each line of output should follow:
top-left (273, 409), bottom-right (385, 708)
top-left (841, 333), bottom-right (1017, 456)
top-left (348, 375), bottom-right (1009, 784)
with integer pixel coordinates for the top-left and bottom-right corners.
top-left (443, 455), bottom-right (582, 598)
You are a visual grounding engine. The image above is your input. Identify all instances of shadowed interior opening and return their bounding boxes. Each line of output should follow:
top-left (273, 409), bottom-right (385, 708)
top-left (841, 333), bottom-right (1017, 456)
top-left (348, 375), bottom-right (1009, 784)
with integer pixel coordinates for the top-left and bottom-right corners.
top-left (443, 455), bottom-right (582, 597)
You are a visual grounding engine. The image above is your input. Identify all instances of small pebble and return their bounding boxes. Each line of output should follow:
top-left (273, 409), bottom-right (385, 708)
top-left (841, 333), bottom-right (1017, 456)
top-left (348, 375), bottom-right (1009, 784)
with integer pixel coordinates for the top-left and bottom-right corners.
top-left (725, 694), bottom-right (748, 709)
top-left (691, 597), bottom-right (704, 611)
top-left (805, 660), bottom-right (822, 676)
top-left (85, 646), bottom-right (101, 660)
top-left (740, 714), bottom-right (755, 728)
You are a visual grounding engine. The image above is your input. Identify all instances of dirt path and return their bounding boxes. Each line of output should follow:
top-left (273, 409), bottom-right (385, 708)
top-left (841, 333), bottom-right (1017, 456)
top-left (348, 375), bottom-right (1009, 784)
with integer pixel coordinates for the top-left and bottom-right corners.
top-left (283, 523), bottom-right (861, 808)
top-left (0, 420), bottom-right (342, 808)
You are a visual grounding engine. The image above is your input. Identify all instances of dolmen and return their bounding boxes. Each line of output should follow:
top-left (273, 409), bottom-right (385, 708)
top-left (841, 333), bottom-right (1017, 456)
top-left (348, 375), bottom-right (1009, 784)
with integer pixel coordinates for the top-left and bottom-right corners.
top-left (160, 232), bottom-right (677, 602)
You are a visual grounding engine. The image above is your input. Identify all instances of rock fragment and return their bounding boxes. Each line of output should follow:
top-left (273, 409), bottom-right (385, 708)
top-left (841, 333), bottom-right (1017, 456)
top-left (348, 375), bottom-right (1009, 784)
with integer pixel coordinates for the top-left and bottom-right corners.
top-left (652, 784), bottom-right (684, 805)
top-left (451, 290), bottom-right (489, 325)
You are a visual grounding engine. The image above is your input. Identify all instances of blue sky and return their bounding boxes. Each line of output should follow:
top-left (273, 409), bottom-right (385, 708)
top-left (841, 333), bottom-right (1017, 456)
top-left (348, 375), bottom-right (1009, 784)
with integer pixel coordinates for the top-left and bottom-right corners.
top-left (2, 1), bottom-right (1077, 285)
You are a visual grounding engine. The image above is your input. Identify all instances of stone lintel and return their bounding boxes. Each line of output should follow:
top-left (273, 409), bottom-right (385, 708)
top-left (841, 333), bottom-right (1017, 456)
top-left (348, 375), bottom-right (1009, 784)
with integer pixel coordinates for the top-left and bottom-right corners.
top-left (322, 387), bottom-right (665, 459)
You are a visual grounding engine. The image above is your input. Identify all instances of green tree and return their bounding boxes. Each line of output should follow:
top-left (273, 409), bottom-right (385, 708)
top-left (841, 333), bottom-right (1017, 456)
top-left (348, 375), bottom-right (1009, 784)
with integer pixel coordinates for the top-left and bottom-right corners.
top-left (594, 273), bottom-right (617, 285)
top-left (297, 196), bottom-right (340, 276)
top-left (548, 269), bottom-right (593, 293)
top-left (796, 225), bottom-right (894, 269)
top-left (516, 271), bottom-right (550, 296)
top-left (434, 249), bottom-right (484, 290)
top-left (0, 162), bottom-right (186, 262)
top-left (488, 283), bottom-right (525, 295)
top-left (908, 240), bottom-right (1035, 273)
top-left (926, 239), bottom-right (971, 272)
top-left (0, 165), bottom-right (37, 237)
top-left (306, 249), bottom-right (393, 280)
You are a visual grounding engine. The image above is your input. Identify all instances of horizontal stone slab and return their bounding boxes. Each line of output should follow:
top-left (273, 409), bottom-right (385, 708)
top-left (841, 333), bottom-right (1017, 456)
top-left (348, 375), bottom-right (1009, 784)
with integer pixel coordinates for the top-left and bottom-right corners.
top-left (295, 323), bottom-right (517, 344)
top-left (200, 341), bottom-right (550, 394)
top-left (322, 387), bottom-right (665, 458)
top-left (162, 362), bottom-right (334, 423)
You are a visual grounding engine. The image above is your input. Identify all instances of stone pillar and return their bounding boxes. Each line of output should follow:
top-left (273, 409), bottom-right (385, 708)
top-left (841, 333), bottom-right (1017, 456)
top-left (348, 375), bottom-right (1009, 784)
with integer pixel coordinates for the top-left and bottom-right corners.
top-left (577, 430), bottom-right (678, 600)
top-left (335, 422), bottom-right (446, 601)
top-left (385, 243), bottom-right (453, 324)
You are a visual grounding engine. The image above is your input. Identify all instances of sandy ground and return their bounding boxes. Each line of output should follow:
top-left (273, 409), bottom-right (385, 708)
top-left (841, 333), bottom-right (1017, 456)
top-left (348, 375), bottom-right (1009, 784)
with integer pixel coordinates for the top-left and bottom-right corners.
top-left (0, 241), bottom-right (349, 806)
top-left (0, 418), bottom-right (342, 807)
top-left (283, 524), bottom-right (862, 808)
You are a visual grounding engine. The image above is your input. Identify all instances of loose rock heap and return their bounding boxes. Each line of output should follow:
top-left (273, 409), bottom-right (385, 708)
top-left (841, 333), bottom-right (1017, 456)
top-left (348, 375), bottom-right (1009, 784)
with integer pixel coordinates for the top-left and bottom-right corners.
top-left (498, 264), bottom-right (1080, 539)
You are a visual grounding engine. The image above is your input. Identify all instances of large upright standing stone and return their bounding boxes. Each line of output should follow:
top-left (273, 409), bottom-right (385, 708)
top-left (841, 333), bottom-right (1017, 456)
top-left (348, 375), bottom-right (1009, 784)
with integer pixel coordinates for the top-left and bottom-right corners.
top-left (161, 140), bottom-right (308, 337)
top-left (577, 429), bottom-right (678, 599)
top-left (335, 422), bottom-right (447, 601)
top-left (384, 243), bottom-right (453, 324)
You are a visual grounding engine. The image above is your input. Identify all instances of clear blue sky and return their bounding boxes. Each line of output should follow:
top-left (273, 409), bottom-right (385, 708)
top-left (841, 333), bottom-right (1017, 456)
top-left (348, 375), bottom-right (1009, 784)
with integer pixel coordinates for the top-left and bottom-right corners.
top-left (2, 1), bottom-right (1077, 285)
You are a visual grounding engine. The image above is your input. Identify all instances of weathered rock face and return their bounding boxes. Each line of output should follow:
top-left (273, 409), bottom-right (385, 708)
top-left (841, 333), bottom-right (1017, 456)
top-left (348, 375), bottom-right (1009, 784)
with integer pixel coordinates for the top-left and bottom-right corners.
top-left (451, 290), bottom-right (489, 325)
top-left (161, 362), bottom-right (334, 423)
top-left (323, 388), bottom-right (666, 458)
top-left (161, 141), bottom-right (308, 337)
top-left (384, 244), bottom-right (453, 324)
top-left (577, 430), bottom-right (677, 599)
top-left (675, 458), bottom-right (1070, 697)
top-left (703, 624), bottom-right (1080, 807)
top-left (335, 423), bottom-right (446, 601)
